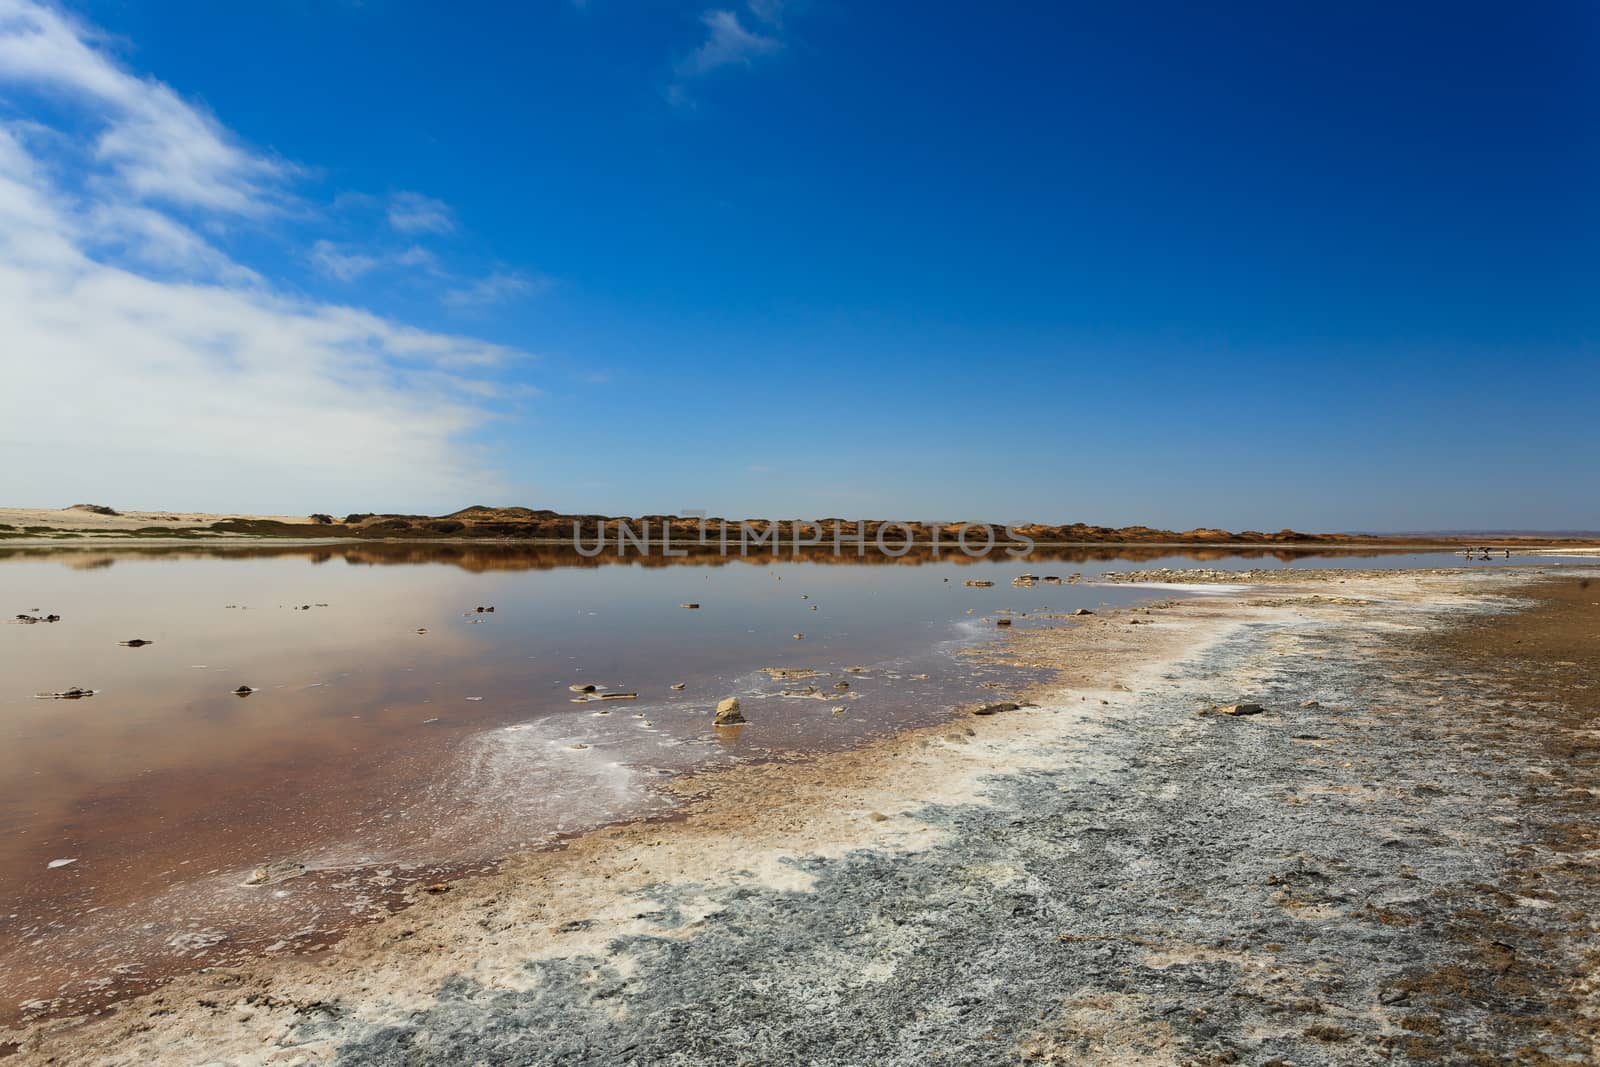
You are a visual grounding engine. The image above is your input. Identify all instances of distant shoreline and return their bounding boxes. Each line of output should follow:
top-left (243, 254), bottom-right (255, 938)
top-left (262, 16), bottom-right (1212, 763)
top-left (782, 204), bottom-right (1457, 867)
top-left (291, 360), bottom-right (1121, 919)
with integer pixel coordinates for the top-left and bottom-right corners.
top-left (0, 534), bottom-right (1585, 552)
top-left (6, 505), bottom-right (1599, 555)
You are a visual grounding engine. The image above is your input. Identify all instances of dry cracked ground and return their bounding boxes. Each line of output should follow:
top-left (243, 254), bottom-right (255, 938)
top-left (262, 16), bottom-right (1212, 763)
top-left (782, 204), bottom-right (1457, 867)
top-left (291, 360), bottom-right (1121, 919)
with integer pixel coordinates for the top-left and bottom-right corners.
top-left (7, 568), bottom-right (1600, 1065)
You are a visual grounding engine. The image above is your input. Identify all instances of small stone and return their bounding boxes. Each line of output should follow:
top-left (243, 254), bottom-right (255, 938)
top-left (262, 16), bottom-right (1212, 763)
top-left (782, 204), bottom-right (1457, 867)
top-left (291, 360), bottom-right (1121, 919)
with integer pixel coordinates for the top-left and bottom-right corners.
top-left (680, 603), bottom-right (700, 610)
top-left (996, 618), bottom-right (1012, 627)
top-left (1216, 703), bottom-right (1266, 716)
top-left (714, 697), bottom-right (745, 725)
top-left (234, 685), bottom-right (254, 696)
top-left (793, 633), bottom-right (804, 640)
top-left (974, 702), bottom-right (1021, 716)
top-left (1071, 608), bottom-right (1095, 616)
top-left (599, 692), bottom-right (637, 701)
top-left (569, 684), bottom-right (597, 693)
top-left (671, 683), bottom-right (686, 691)
top-left (1299, 699), bottom-right (1320, 708)
top-left (244, 861), bottom-right (306, 886)
top-left (43, 686), bottom-right (96, 699)
top-left (422, 883), bottom-right (451, 894)
top-left (119, 638), bottom-right (153, 647)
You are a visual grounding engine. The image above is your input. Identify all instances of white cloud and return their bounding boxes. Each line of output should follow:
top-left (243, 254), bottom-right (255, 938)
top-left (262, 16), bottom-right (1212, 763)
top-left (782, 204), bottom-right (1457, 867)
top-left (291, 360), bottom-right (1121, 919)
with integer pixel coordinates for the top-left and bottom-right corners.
top-left (678, 9), bottom-right (780, 78)
top-left (0, 0), bottom-right (289, 214)
top-left (0, 2), bottom-right (524, 511)
top-left (387, 191), bottom-right (455, 235)
top-left (86, 203), bottom-right (261, 284)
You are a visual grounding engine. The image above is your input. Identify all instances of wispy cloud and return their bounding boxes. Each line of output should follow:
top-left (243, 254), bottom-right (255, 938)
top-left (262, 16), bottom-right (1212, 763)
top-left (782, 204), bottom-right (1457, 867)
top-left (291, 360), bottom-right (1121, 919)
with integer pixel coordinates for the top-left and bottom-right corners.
top-left (444, 270), bottom-right (543, 308)
top-left (311, 239), bottom-right (436, 282)
top-left (669, 2), bottom-right (790, 106)
top-left (677, 9), bottom-right (780, 78)
top-left (387, 190), bottom-right (455, 235)
top-left (0, 0), bottom-right (524, 510)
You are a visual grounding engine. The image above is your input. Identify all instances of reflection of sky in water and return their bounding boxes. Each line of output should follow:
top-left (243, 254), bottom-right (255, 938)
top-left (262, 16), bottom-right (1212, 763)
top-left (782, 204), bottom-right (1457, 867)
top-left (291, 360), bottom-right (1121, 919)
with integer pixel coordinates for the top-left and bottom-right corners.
top-left (0, 544), bottom-right (1581, 1020)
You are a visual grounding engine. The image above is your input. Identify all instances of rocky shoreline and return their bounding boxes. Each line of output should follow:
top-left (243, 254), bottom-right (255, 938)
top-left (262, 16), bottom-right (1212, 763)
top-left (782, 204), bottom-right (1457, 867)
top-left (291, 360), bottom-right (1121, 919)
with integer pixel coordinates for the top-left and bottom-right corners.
top-left (6, 567), bottom-right (1599, 1064)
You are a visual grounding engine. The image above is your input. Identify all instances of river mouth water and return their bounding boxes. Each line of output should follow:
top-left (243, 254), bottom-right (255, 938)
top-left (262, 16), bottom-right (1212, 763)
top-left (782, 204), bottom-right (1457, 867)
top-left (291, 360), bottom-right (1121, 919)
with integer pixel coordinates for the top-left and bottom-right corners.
top-left (0, 542), bottom-right (1566, 1023)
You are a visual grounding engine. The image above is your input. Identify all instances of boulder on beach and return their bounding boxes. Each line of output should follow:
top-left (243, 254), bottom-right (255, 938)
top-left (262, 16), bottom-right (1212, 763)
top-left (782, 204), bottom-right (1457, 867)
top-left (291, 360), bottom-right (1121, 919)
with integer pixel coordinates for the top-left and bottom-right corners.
top-left (714, 696), bottom-right (746, 725)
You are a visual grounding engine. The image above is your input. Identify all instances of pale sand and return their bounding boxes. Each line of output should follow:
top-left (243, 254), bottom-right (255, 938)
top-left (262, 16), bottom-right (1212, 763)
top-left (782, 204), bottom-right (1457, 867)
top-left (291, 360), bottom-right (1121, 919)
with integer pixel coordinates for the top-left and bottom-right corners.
top-left (0, 567), bottom-right (1586, 1063)
top-left (0, 506), bottom-right (317, 532)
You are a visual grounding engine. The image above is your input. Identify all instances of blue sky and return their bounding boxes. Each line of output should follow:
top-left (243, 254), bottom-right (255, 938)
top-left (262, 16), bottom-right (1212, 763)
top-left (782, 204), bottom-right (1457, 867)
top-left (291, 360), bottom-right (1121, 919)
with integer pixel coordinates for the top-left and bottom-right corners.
top-left (0, 1), bottom-right (1593, 530)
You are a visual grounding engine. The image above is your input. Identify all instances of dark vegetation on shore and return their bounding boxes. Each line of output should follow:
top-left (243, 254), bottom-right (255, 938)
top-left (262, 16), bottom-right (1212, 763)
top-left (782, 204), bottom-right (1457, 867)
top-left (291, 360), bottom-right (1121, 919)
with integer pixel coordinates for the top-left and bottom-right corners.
top-left (194, 507), bottom-right (1600, 547)
top-left (8, 505), bottom-right (1600, 548)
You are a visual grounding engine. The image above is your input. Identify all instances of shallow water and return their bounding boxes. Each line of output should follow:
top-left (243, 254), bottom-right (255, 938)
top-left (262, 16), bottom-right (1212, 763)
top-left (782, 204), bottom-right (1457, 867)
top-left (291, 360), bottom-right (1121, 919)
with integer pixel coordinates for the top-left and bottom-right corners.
top-left (0, 543), bottom-right (1573, 1021)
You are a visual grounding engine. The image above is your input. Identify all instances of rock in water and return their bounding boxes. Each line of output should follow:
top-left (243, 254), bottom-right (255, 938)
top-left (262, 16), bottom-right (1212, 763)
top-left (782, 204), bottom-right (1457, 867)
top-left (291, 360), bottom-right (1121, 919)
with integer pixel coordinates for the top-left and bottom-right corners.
top-left (1071, 608), bottom-right (1095, 616)
top-left (714, 696), bottom-right (745, 725)
top-left (244, 861), bottom-right (306, 886)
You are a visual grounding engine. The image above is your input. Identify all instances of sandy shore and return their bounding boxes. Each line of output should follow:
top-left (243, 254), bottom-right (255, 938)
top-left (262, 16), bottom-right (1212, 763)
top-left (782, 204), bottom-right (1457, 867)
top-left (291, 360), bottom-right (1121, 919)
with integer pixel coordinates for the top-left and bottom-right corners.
top-left (0, 506), bottom-right (318, 532)
top-left (5, 566), bottom-right (1599, 1064)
